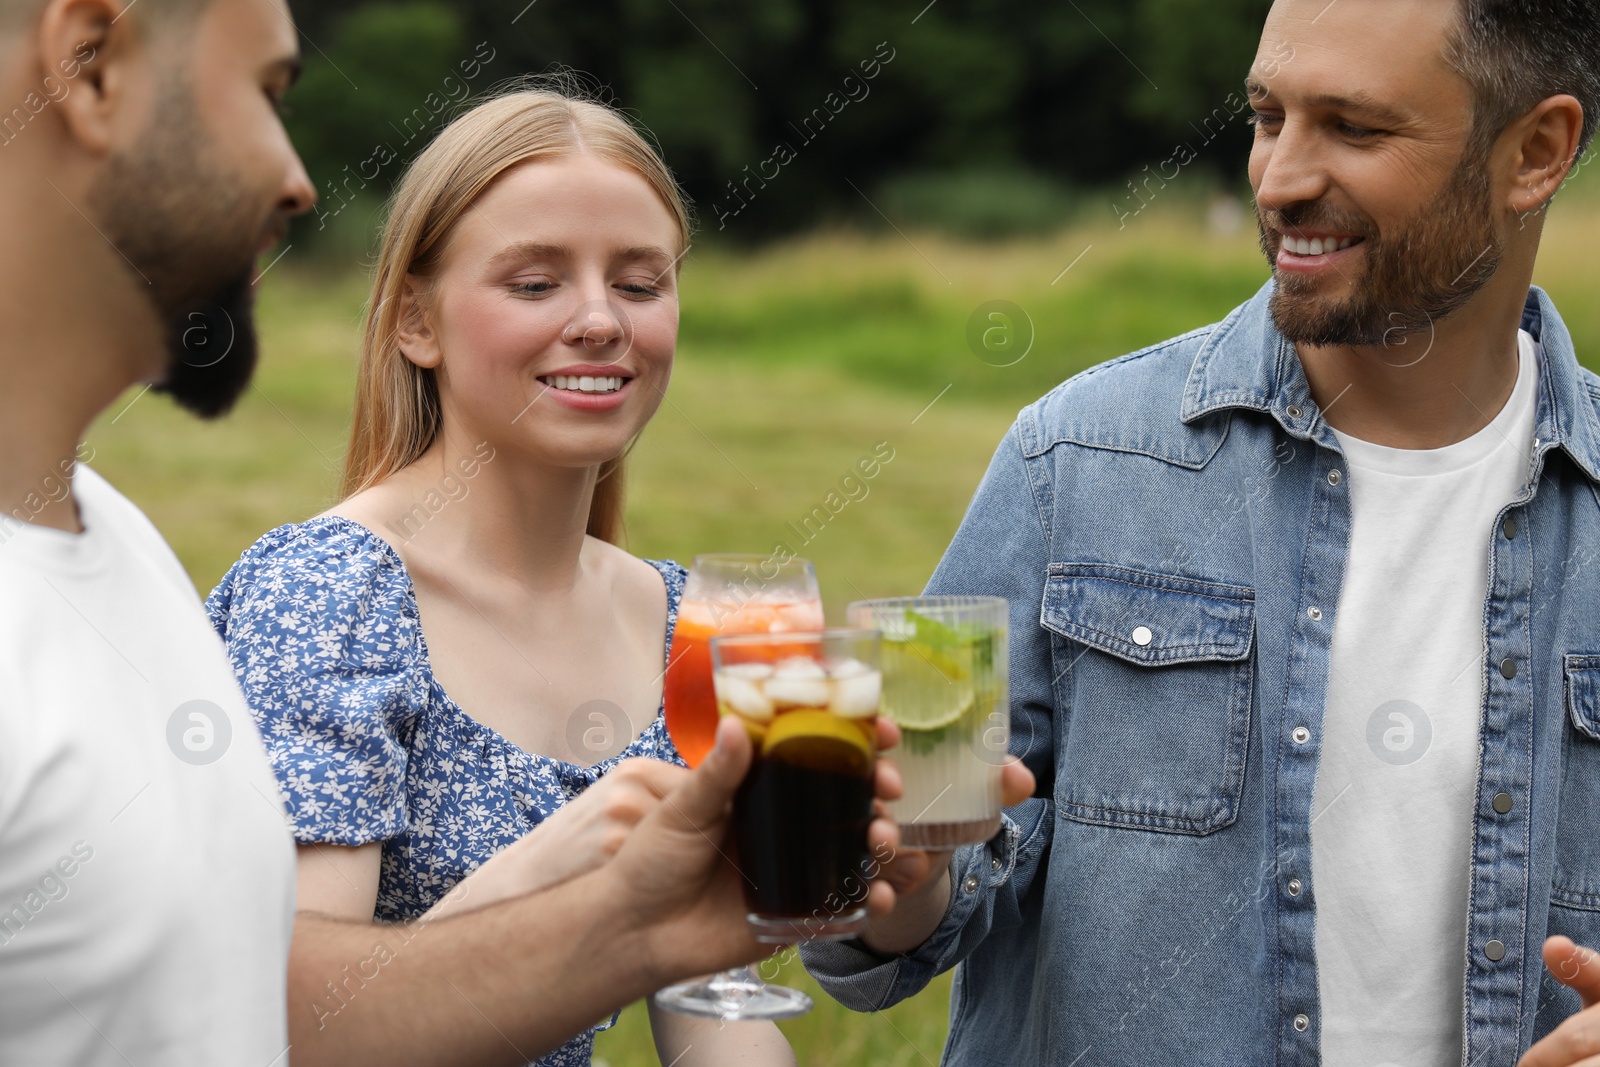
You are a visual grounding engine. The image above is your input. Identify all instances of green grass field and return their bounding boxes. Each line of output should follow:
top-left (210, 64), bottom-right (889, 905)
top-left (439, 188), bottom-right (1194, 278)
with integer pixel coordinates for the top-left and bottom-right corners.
top-left (83, 190), bottom-right (1600, 1065)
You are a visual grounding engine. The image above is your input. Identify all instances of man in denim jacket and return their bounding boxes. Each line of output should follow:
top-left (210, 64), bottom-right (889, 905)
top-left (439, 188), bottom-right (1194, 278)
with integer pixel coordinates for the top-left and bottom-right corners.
top-left (806, 1), bottom-right (1600, 1064)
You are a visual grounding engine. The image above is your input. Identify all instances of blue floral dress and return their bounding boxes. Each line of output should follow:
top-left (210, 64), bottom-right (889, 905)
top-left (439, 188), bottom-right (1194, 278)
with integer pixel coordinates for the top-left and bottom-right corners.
top-left (206, 517), bottom-right (686, 1067)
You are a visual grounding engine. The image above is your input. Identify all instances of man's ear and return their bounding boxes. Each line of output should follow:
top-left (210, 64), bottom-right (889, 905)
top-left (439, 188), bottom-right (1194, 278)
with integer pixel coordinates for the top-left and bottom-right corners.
top-left (1502, 93), bottom-right (1586, 217)
top-left (38, 0), bottom-right (137, 156)
top-left (396, 276), bottom-right (443, 369)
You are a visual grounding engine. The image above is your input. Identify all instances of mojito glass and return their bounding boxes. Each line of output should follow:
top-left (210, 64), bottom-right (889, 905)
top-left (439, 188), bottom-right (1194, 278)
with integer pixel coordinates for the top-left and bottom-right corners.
top-left (847, 596), bottom-right (1008, 847)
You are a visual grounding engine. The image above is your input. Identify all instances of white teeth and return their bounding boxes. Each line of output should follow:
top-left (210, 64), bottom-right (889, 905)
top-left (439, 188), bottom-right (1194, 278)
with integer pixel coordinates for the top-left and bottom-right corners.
top-left (1286, 236), bottom-right (1358, 257)
top-left (541, 375), bottom-right (625, 394)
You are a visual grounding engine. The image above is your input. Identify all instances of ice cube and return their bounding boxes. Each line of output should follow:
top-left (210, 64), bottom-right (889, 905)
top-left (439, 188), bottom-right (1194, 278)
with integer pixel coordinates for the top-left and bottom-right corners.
top-left (829, 671), bottom-right (881, 718)
top-left (715, 674), bottom-right (774, 722)
top-left (721, 662), bottom-right (775, 682)
top-left (781, 602), bottom-right (825, 630)
top-left (827, 657), bottom-right (871, 680)
top-left (773, 657), bottom-right (827, 681)
top-left (764, 677), bottom-right (832, 709)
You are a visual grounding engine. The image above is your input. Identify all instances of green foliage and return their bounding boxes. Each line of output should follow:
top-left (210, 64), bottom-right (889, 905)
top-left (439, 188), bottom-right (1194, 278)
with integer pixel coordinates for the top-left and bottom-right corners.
top-left (284, 3), bottom-right (480, 238)
top-left (876, 168), bottom-right (1079, 240)
top-left (1129, 0), bottom-right (1273, 132)
top-left (283, 0), bottom-right (1274, 242)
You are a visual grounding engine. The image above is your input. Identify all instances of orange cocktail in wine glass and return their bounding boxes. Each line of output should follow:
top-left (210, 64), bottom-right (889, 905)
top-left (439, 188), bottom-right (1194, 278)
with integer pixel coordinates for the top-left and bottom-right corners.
top-left (654, 553), bottom-right (825, 1022)
top-left (664, 554), bottom-right (824, 767)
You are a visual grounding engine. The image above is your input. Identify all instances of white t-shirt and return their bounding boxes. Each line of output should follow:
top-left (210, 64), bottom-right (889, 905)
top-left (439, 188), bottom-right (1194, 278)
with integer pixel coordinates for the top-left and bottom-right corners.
top-left (1312, 330), bottom-right (1539, 1065)
top-left (0, 465), bottom-right (295, 1064)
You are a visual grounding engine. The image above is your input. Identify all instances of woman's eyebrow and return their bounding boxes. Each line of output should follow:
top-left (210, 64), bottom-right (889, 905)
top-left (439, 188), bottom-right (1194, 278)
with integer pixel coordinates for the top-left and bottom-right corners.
top-left (615, 245), bottom-right (676, 264)
top-left (487, 243), bottom-right (675, 269)
top-left (490, 241), bottom-right (575, 269)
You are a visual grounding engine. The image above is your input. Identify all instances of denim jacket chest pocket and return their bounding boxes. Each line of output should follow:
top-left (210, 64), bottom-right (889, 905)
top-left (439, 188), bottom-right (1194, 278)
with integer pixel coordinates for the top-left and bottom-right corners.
top-left (1041, 564), bottom-right (1256, 835)
top-left (1555, 655), bottom-right (1600, 910)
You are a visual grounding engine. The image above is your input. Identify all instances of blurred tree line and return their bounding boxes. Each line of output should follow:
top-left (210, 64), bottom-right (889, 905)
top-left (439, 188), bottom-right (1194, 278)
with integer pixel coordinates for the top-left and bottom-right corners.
top-left (283, 0), bottom-right (1269, 247)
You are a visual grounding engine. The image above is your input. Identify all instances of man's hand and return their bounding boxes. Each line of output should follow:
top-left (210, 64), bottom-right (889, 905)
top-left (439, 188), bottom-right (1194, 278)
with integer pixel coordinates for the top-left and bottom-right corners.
top-left (284, 717), bottom-right (907, 1066)
top-left (858, 756), bottom-right (1037, 956)
top-left (603, 714), bottom-right (910, 986)
top-left (1517, 936), bottom-right (1600, 1067)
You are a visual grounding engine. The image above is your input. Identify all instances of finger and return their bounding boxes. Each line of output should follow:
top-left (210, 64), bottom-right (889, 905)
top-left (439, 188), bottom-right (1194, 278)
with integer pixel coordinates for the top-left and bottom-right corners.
top-left (865, 877), bottom-right (896, 920)
top-left (883, 847), bottom-right (958, 897)
top-left (1545, 936), bottom-right (1600, 1009)
top-left (652, 715), bottom-right (752, 834)
top-left (875, 717), bottom-right (902, 752)
top-left (874, 755), bottom-right (904, 803)
top-left (867, 814), bottom-right (900, 866)
top-left (880, 850), bottom-right (932, 894)
top-left (999, 757), bottom-right (1037, 808)
top-left (1517, 1007), bottom-right (1600, 1067)
top-left (607, 756), bottom-right (688, 798)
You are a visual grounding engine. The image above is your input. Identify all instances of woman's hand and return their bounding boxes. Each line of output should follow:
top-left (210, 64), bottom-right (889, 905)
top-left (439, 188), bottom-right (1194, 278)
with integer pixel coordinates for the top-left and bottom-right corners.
top-left (423, 757), bottom-right (684, 920)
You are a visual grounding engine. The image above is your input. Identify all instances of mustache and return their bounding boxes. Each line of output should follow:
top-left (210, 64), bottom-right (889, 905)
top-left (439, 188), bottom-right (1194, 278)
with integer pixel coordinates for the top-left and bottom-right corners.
top-left (1256, 202), bottom-right (1378, 241)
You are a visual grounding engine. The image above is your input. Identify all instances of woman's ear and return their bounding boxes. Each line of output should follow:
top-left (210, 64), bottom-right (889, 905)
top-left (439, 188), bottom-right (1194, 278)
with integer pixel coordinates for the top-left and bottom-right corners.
top-left (396, 275), bottom-right (442, 369)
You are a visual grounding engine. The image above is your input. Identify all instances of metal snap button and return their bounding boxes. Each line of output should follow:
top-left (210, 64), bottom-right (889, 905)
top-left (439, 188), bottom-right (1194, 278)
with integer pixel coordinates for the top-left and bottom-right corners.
top-left (1503, 517), bottom-right (1518, 540)
top-left (962, 874), bottom-right (980, 894)
top-left (1328, 469), bottom-right (1343, 486)
top-left (1292, 726), bottom-right (1311, 745)
top-left (990, 854), bottom-right (1003, 872)
top-left (1492, 792), bottom-right (1514, 814)
top-left (1286, 404), bottom-right (1303, 419)
top-left (1500, 657), bottom-right (1518, 680)
top-left (1485, 940), bottom-right (1506, 962)
top-left (1287, 878), bottom-right (1302, 897)
top-left (1131, 626), bottom-right (1153, 646)
top-left (1293, 1013), bottom-right (1310, 1032)
top-left (1307, 606), bottom-right (1322, 621)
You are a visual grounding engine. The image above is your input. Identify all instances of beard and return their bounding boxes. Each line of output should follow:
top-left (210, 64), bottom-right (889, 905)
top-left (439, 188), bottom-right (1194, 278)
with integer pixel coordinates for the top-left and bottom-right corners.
top-left (1257, 150), bottom-right (1503, 349)
top-left (89, 80), bottom-right (272, 419)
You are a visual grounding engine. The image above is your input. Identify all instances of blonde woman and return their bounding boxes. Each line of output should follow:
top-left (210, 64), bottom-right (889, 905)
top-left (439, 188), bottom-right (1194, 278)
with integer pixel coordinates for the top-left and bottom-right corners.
top-left (207, 88), bottom-right (826, 1066)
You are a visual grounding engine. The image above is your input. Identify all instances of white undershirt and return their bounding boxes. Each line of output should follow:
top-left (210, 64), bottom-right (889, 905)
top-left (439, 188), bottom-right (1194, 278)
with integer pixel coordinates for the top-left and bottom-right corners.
top-left (1312, 330), bottom-right (1538, 1066)
top-left (0, 465), bottom-right (295, 1064)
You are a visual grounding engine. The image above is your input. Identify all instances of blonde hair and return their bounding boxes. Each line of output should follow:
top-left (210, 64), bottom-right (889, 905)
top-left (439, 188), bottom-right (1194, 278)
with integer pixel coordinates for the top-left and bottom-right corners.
top-left (340, 85), bottom-right (692, 544)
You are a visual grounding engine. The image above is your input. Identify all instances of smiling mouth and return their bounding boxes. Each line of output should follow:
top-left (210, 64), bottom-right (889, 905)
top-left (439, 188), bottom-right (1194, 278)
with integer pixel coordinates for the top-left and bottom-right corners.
top-left (538, 374), bottom-right (629, 395)
top-left (1280, 234), bottom-right (1364, 257)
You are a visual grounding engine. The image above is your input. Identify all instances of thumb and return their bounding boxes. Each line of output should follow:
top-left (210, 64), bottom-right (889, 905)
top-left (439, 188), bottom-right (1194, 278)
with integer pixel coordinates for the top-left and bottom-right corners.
top-left (1543, 936), bottom-right (1600, 1009)
top-left (655, 715), bottom-right (752, 835)
top-left (999, 757), bottom-right (1036, 808)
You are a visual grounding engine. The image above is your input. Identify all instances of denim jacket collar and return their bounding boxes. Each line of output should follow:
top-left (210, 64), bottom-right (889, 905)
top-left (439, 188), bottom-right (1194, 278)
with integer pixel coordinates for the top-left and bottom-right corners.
top-left (1179, 282), bottom-right (1600, 486)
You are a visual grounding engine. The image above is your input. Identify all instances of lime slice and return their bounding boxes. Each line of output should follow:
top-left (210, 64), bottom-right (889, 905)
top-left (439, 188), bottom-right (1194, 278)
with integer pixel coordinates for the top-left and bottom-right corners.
top-left (881, 638), bottom-right (976, 731)
top-left (762, 710), bottom-right (873, 776)
top-left (884, 686), bottom-right (973, 732)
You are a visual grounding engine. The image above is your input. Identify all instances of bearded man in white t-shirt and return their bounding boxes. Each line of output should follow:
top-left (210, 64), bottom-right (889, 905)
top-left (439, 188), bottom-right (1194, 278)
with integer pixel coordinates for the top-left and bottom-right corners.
top-left (0, 3), bottom-right (923, 1063)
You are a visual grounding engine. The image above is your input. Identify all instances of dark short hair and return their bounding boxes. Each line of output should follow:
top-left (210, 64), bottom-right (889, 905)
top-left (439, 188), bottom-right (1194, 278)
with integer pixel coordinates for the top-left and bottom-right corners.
top-left (1449, 0), bottom-right (1600, 159)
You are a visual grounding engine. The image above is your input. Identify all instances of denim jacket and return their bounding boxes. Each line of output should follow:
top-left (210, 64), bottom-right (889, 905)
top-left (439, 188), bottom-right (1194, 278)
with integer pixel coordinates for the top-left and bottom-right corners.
top-left (802, 282), bottom-right (1600, 1065)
